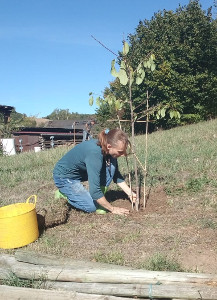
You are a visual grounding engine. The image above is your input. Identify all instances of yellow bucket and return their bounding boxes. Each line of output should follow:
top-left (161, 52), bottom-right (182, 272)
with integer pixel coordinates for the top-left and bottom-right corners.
top-left (0, 195), bottom-right (39, 249)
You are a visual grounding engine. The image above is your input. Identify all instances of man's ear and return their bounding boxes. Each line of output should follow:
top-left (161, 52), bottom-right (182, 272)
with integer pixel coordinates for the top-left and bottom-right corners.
top-left (107, 144), bottom-right (112, 150)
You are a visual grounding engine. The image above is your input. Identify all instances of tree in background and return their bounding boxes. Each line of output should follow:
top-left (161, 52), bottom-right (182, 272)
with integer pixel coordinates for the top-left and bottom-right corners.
top-left (46, 108), bottom-right (95, 121)
top-left (0, 110), bottom-right (37, 138)
top-left (97, 0), bottom-right (217, 131)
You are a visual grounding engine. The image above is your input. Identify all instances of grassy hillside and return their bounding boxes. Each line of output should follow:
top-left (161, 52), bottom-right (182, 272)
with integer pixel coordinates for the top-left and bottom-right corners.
top-left (0, 119), bottom-right (216, 273)
top-left (1, 119), bottom-right (216, 204)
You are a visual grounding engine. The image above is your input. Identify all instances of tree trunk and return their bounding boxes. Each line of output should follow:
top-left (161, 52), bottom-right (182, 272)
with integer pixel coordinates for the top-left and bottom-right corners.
top-left (129, 82), bottom-right (139, 211)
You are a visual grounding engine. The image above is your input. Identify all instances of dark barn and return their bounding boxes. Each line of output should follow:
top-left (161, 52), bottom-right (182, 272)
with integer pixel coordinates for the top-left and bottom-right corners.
top-left (13, 120), bottom-right (87, 152)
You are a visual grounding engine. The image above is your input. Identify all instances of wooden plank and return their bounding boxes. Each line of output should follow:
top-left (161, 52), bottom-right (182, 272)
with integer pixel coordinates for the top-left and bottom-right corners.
top-left (15, 251), bottom-right (129, 270)
top-left (0, 267), bottom-right (12, 280)
top-left (44, 281), bottom-right (217, 300)
top-left (11, 260), bottom-right (217, 286)
top-left (13, 251), bottom-right (217, 286)
top-left (2, 253), bottom-right (217, 299)
top-left (0, 285), bottom-right (133, 300)
top-left (0, 255), bottom-right (16, 268)
top-left (0, 255), bottom-right (17, 280)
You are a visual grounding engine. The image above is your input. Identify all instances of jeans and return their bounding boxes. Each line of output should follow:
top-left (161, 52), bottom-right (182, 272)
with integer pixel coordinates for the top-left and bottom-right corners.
top-left (53, 159), bottom-right (116, 213)
top-left (82, 130), bottom-right (92, 141)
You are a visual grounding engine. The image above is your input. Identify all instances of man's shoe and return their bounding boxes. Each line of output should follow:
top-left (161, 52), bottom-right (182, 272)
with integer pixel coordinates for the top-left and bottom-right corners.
top-left (96, 209), bottom-right (107, 215)
top-left (55, 190), bottom-right (68, 200)
top-left (96, 204), bottom-right (107, 215)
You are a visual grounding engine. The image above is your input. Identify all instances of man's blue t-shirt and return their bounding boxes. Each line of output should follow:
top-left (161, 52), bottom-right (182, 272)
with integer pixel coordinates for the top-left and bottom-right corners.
top-left (53, 139), bottom-right (124, 201)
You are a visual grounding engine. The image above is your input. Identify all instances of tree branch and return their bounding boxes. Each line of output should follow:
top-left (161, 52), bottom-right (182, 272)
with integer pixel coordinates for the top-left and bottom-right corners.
top-left (91, 35), bottom-right (118, 57)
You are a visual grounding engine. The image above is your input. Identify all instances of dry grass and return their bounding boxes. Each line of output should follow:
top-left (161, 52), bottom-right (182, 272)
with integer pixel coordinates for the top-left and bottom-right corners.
top-left (0, 119), bottom-right (216, 273)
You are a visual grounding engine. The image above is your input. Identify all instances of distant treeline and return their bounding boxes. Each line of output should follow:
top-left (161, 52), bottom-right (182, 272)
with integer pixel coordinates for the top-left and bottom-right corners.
top-left (45, 108), bottom-right (95, 121)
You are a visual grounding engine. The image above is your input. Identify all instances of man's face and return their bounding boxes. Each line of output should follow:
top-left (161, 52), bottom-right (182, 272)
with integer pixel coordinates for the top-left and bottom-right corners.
top-left (107, 141), bottom-right (126, 158)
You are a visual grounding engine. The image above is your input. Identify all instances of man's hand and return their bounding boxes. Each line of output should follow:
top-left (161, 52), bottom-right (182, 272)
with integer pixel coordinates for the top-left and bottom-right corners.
top-left (129, 192), bottom-right (137, 203)
top-left (111, 206), bottom-right (130, 216)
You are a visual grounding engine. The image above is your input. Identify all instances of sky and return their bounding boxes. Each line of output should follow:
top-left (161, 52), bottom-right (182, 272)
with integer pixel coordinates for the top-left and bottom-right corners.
top-left (0, 0), bottom-right (214, 118)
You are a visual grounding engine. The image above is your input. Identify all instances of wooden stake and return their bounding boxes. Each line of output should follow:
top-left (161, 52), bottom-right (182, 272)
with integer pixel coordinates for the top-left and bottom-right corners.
top-left (144, 90), bottom-right (149, 209)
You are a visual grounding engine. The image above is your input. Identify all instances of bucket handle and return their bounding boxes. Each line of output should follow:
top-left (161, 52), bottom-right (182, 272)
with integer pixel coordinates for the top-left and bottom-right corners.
top-left (26, 195), bottom-right (37, 206)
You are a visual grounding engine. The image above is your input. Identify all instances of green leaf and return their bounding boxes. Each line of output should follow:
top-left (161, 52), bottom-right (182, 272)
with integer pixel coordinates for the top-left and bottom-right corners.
top-left (118, 68), bottom-right (128, 85)
top-left (136, 68), bottom-right (145, 85)
top-left (122, 41), bottom-right (129, 55)
top-left (147, 60), bottom-right (151, 69)
top-left (120, 60), bottom-right (126, 70)
top-left (89, 92), bottom-right (92, 96)
top-left (143, 60), bottom-right (148, 68)
top-left (105, 95), bottom-right (112, 105)
top-left (111, 59), bottom-right (119, 77)
top-left (89, 95), bottom-right (94, 106)
top-left (96, 97), bottom-right (101, 106)
top-left (160, 108), bottom-right (166, 117)
top-left (169, 111), bottom-right (175, 119)
top-left (105, 95), bottom-right (116, 106)
top-left (115, 99), bottom-right (121, 110)
top-left (151, 63), bottom-right (156, 71)
top-left (137, 62), bottom-right (142, 71)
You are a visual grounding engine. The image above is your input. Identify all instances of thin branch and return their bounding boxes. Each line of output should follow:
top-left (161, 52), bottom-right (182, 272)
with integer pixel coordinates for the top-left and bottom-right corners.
top-left (91, 35), bottom-right (118, 57)
top-left (134, 89), bottom-right (155, 111)
top-left (131, 152), bottom-right (146, 173)
top-left (107, 119), bottom-right (151, 123)
top-left (136, 104), bottom-right (162, 121)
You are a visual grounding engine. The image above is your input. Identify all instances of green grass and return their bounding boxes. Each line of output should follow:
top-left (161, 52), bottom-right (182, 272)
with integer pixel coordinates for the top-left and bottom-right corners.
top-left (119, 119), bottom-right (217, 200)
top-left (94, 250), bottom-right (125, 265)
top-left (1, 273), bottom-right (47, 289)
top-left (139, 252), bottom-right (185, 272)
top-left (0, 146), bottom-right (70, 206)
top-left (0, 146), bottom-right (68, 188)
top-left (0, 119), bottom-right (216, 208)
top-left (1, 120), bottom-right (216, 203)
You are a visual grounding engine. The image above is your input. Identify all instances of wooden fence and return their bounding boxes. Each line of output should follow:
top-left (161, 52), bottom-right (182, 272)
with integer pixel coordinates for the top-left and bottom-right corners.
top-left (0, 250), bottom-right (217, 299)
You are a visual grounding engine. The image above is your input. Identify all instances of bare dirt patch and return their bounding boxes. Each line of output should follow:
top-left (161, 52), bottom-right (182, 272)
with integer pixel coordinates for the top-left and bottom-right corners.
top-left (33, 185), bottom-right (217, 274)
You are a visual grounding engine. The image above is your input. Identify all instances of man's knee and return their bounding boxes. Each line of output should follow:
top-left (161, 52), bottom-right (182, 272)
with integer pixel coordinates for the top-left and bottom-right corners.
top-left (67, 198), bottom-right (96, 213)
top-left (85, 203), bottom-right (96, 213)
